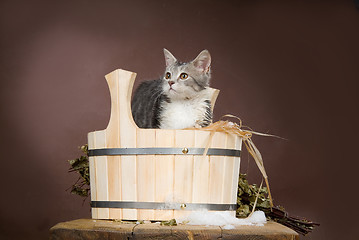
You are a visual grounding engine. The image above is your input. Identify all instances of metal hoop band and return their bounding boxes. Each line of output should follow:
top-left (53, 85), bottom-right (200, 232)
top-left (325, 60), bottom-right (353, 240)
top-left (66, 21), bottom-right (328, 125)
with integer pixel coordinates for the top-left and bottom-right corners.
top-left (91, 201), bottom-right (237, 211)
top-left (88, 147), bottom-right (240, 157)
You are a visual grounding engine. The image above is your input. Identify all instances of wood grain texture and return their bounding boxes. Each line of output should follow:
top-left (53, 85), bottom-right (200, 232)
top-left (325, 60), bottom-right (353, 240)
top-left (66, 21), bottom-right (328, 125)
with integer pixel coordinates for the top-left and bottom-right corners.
top-left (170, 224), bottom-right (221, 240)
top-left (132, 224), bottom-right (173, 240)
top-left (208, 88), bottom-right (220, 113)
top-left (116, 71), bottom-right (138, 219)
top-left (173, 130), bottom-right (195, 219)
top-left (232, 136), bottom-right (242, 203)
top-left (104, 70), bottom-right (123, 219)
top-left (107, 69), bottom-right (138, 219)
top-left (192, 131), bottom-right (211, 204)
top-left (93, 130), bottom-right (109, 219)
top-left (105, 69), bottom-right (137, 132)
top-left (222, 133), bottom-right (237, 205)
top-left (88, 69), bottom-right (242, 221)
top-left (49, 219), bottom-right (134, 240)
top-left (136, 129), bottom-right (156, 220)
top-left (154, 129), bottom-right (175, 220)
top-left (88, 132), bottom-right (98, 219)
top-left (209, 132), bottom-right (227, 203)
top-left (50, 219), bottom-right (299, 240)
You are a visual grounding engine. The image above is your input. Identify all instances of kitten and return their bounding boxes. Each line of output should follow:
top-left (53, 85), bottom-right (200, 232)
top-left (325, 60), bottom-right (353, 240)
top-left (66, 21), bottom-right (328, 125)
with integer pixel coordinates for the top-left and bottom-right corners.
top-left (131, 49), bottom-right (213, 129)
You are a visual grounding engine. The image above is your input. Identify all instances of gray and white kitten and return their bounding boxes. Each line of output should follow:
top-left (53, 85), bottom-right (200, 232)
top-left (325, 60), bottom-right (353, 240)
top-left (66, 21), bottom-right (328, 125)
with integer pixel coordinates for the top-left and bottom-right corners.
top-left (131, 49), bottom-right (212, 129)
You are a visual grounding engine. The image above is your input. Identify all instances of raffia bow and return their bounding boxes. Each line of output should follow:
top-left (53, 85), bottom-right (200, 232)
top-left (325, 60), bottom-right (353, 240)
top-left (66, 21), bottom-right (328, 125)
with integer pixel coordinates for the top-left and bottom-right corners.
top-left (198, 114), bottom-right (282, 208)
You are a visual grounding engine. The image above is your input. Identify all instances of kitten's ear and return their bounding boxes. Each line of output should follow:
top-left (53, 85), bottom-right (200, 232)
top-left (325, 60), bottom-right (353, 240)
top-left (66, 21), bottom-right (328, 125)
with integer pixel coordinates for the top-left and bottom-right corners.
top-left (192, 50), bottom-right (211, 73)
top-left (163, 48), bottom-right (177, 67)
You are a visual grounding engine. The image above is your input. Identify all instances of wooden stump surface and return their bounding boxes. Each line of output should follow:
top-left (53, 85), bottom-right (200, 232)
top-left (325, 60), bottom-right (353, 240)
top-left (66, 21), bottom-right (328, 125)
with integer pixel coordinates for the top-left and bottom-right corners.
top-left (49, 219), bottom-right (299, 240)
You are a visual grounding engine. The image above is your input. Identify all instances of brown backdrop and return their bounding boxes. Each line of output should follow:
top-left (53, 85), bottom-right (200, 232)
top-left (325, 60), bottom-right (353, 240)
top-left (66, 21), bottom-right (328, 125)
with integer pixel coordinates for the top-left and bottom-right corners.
top-left (1, 0), bottom-right (358, 239)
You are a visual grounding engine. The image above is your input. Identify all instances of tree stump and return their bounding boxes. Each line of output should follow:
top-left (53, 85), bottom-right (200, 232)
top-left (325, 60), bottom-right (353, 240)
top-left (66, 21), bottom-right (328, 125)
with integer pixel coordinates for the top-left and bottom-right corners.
top-left (49, 219), bottom-right (299, 240)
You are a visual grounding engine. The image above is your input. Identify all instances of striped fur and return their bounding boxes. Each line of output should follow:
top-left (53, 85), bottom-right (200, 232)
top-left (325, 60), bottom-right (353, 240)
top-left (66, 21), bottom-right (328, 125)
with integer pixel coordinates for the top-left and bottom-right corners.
top-left (131, 49), bottom-right (212, 129)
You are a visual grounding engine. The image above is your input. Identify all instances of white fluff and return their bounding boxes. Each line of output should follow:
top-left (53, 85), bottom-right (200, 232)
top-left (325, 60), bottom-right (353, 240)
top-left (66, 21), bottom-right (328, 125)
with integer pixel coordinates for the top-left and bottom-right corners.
top-left (176, 210), bottom-right (266, 227)
top-left (160, 88), bottom-right (212, 129)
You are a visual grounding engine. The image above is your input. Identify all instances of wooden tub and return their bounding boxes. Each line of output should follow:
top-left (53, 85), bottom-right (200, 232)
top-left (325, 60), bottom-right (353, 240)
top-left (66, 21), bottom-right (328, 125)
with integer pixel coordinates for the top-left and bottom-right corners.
top-left (88, 69), bottom-right (242, 221)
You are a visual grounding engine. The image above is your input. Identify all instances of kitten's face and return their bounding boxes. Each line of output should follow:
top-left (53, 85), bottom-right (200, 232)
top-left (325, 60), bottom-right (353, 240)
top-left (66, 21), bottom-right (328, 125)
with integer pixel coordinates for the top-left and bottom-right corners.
top-left (162, 49), bottom-right (211, 100)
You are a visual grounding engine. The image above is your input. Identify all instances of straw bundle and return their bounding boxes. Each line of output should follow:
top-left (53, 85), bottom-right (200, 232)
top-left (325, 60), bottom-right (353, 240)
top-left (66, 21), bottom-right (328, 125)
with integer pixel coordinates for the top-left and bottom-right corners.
top-left (193, 114), bottom-right (280, 208)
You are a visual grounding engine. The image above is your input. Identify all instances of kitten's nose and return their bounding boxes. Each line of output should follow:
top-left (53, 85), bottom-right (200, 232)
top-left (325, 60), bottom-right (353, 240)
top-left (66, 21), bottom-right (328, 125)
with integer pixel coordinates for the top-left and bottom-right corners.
top-left (168, 81), bottom-right (175, 87)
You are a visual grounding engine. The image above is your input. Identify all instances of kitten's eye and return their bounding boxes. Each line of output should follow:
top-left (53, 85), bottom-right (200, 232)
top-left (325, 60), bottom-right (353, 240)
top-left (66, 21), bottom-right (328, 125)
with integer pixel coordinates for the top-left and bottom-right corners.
top-left (180, 73), bottom-right (188, 79)
top-left (165, 72), bottom-right (171, 79)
